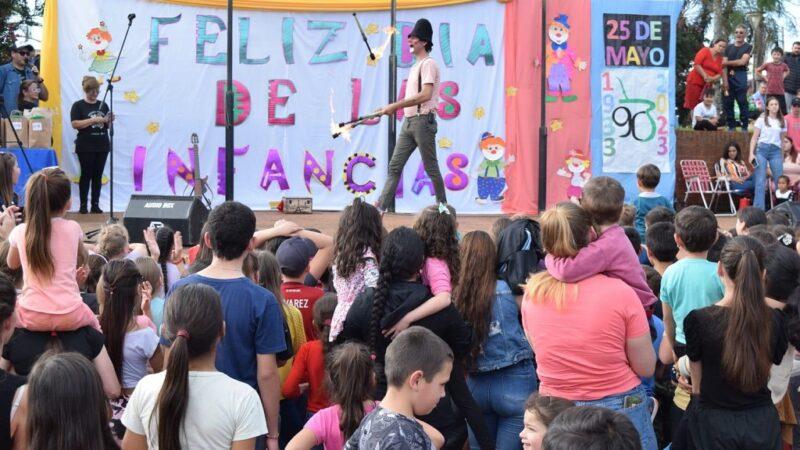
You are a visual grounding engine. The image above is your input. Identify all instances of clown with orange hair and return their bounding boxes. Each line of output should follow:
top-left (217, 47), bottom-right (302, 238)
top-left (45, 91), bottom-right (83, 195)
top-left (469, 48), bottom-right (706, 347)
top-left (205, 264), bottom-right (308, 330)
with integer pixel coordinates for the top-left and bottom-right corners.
top-left (476, 132), bottom-right (513, 204)
top-left (556, 149), bottom-right (591, 201)
top-left (78, 21), bottom-right (118, 75)
top-left (545, 14), bottom-right (587, 103)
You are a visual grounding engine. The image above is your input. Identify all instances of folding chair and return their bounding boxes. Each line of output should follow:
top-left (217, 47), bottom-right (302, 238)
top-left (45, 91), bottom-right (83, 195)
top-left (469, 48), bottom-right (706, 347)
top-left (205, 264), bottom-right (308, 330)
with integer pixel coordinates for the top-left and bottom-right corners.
top-left (680, 160), bottom-right (716, 210)
top-left (710, 161), bottom-right (739, 216)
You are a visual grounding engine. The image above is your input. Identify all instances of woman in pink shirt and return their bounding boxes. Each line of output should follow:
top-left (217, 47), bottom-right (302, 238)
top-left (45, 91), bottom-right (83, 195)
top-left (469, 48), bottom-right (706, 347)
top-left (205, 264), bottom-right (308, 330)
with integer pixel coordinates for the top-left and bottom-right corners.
top-left (6, 168), bottom-right (99, 331)
top-left (521, 202), bottom-right (657, 450)
top-left (781, 135), bottom-right (800, 185)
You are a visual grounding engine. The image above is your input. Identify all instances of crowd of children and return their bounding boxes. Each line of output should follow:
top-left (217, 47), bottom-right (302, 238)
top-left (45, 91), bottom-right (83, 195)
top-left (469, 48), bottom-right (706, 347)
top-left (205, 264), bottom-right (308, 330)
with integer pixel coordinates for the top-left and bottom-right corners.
top-left (2, 151), bottom-right (800, 450)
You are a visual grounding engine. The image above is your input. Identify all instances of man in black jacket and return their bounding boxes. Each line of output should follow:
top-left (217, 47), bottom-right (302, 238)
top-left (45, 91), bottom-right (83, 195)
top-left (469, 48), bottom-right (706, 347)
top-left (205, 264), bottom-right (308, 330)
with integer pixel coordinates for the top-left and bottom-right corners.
top-left (784, 42), bottom-right (800, 107)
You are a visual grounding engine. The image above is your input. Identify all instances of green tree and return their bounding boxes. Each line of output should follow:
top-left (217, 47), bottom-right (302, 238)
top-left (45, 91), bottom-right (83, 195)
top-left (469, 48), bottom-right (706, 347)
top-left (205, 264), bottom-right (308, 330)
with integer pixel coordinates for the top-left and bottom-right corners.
top-left (0, 0), bottom-right (43, 59)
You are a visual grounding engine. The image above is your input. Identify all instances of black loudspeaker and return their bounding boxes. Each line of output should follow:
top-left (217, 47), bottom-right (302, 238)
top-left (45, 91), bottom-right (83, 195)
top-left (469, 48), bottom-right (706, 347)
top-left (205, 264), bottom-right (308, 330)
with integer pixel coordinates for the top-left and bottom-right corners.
top-left (770, 201), bottom-right (800, 227)
top-left (123, 195), bottom-right (209, 246)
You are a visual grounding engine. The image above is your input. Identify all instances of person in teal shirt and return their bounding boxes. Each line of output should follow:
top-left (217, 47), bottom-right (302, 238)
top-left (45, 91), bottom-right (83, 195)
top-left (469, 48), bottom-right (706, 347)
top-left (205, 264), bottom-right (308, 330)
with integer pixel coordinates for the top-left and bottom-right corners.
top-left (661, 207), bottom-right (724, 355)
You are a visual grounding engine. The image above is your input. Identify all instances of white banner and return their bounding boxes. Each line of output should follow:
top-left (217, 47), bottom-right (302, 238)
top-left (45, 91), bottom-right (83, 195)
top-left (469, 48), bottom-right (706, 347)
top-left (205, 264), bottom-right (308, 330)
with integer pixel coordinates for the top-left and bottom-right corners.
top-left (599, 68), bottom-right (671, 173)
top-left (57, 0), bottom-right (506, 213)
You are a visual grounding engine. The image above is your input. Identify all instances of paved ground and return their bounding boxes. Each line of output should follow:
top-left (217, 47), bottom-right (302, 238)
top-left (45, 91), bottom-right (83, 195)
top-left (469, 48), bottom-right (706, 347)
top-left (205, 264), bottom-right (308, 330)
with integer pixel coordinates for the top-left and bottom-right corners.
top-left (70, 209), bottom-right (736, 240)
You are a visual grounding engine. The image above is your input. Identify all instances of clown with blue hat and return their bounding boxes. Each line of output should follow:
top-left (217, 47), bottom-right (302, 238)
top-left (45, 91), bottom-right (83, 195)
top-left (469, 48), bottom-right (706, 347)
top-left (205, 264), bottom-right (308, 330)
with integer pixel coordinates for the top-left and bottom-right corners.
top-left (546, 14), bottom-right (587, 103)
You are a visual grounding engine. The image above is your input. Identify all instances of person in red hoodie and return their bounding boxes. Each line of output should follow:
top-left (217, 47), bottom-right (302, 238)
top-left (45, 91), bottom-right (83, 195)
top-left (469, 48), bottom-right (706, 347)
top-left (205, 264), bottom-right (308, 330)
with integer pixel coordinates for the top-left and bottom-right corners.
top-left (282, 293), bottom-right (337, 418)
top-left (278, 237), bottom-right (326, 340)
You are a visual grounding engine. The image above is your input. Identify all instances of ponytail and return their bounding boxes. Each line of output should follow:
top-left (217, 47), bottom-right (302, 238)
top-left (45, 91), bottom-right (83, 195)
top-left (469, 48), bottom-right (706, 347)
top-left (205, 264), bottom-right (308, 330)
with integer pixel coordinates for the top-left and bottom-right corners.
top-left (24, 168), bottom-right (70, 282)
top-left (98, 259), bottom-right (141, 379)
top-left (720, 237), bottom-right (773, 393)
top-left (312, 293), bottom-right (337, 355)
top-left (156, 332), bottom-right (189, 450)
top-left (525, 203), bottom-right (591, 308)
top-left (0, 153), bottom-right (17, 207)
top-left (325, 342), bottom-right (375, 440)
top-left (155, 284), bottom-right (223, 449)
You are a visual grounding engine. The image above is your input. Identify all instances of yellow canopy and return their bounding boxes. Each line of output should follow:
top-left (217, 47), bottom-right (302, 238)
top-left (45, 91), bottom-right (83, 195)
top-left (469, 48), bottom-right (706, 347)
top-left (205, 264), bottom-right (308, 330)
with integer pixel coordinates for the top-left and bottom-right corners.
top-left (154, 0), bottom-right (480, 12)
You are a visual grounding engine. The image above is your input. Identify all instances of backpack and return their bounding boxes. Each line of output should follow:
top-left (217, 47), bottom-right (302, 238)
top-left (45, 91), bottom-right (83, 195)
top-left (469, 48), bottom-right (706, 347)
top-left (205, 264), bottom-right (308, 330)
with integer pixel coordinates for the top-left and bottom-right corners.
top-left (496, 218), bottom-right (544, 295)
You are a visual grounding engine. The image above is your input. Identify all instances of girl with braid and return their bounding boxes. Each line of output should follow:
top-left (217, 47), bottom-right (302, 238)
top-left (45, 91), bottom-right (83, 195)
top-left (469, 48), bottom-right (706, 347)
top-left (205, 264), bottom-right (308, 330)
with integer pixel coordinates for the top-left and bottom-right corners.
top-left (337, 226), bottom-right (493, 450)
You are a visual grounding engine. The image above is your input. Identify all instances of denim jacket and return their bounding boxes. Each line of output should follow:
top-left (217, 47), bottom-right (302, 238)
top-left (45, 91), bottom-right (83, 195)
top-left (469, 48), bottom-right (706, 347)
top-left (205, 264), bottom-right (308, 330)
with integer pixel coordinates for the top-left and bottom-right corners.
top-left (0, 63), bottom-right (34, 113)
top-left (473, 280), bottom-right (534, 373)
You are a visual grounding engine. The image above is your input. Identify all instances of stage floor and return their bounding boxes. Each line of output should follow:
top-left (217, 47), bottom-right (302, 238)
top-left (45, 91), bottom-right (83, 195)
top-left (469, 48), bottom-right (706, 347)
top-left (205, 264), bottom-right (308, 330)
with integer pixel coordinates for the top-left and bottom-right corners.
top-left (69, 209), bottom-right (738, 241)
top-left (70, 210), bottom-right (509, 239)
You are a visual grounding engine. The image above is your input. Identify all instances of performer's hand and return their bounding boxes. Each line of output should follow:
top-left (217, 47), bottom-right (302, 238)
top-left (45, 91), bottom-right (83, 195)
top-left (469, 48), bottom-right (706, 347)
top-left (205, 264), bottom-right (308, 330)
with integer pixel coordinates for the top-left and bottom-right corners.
top-left (376, 104), bottom-right (398, 116)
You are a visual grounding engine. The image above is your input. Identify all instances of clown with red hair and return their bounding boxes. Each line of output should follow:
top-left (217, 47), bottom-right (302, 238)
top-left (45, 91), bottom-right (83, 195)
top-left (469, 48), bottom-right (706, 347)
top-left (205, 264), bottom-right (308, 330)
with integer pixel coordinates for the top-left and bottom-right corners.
top-left (78, 21), bottom-right (118, 75)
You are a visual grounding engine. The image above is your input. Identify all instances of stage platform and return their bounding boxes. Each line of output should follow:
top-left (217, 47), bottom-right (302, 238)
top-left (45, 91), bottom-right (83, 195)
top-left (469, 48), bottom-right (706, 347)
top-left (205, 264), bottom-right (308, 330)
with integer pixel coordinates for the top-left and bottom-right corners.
top-left (69, 209), bottom-right (737, 241)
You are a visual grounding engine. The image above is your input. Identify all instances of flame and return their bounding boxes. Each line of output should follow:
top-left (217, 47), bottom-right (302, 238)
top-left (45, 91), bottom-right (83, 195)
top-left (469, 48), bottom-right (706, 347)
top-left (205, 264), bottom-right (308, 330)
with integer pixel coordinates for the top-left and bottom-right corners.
top-left (367, 26), bottom-right (396, 66)
top-left (329, 89), bottom-right (353, 142)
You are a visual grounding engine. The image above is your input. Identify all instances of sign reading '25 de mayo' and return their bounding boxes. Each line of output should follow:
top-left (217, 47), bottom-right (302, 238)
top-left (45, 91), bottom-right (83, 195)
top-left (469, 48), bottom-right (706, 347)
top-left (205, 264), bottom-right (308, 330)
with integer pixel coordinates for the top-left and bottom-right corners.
top-left (603, 14), bottom-right (671, 68)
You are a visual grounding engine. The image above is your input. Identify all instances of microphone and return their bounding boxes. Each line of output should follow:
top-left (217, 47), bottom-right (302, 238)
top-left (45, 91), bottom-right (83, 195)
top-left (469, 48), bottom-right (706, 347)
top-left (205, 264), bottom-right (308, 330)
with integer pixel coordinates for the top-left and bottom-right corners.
top-left (127, 13), bottom-right (136, 24)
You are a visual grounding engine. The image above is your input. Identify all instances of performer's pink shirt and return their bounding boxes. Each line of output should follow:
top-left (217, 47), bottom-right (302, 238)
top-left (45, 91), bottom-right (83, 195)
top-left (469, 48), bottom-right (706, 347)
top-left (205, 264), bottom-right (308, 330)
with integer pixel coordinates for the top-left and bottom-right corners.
top-left (404, 57), bottom-right (440, 117)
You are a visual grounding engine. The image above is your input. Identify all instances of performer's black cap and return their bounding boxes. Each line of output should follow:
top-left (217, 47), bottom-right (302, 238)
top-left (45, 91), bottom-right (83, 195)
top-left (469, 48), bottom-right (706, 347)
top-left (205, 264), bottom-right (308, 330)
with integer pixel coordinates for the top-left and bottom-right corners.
top-left (409, 19), bottom-right (433, 44)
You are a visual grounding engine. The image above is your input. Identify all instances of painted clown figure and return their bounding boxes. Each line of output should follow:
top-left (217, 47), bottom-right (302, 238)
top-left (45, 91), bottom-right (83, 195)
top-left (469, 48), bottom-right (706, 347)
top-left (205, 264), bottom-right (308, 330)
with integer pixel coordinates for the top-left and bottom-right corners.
top-left (556, 149), bottom-right (591, 201)
top-left (476, 132), bottom-right (513, 204)
top-left (78, 21), bottom-right (118, 76)
top-left (546, 14), bottom-right (587, 103)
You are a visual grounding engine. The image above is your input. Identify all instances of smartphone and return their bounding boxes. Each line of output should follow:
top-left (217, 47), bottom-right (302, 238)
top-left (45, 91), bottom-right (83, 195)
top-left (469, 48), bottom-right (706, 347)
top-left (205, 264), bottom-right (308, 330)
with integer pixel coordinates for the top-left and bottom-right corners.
top-left (623, 394), bottom-right (643, 409)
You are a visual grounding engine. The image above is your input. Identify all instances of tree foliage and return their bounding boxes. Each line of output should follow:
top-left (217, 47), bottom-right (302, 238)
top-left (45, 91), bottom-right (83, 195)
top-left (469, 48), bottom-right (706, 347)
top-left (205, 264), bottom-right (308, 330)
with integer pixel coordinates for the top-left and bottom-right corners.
top-left (676, 0), bottom-right (793, 123)
top-left (0, 0), bottom-right (43, 59)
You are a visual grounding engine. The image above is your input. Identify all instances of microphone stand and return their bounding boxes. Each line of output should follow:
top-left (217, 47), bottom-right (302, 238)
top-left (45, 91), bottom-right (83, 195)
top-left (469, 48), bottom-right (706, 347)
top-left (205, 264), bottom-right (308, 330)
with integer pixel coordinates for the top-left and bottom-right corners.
top-left (97, 13), bottom-right (135, 224)
top-left (0, 98), bottom-right (33, 173)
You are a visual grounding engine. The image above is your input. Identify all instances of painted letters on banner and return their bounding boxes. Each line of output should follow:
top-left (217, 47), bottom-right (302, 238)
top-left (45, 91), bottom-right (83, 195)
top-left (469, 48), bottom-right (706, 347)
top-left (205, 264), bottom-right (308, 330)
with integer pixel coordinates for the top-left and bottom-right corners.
top-left (56, 0), bottom-right (505, 213)
top-left (600, 68), bottom-right (671, 173)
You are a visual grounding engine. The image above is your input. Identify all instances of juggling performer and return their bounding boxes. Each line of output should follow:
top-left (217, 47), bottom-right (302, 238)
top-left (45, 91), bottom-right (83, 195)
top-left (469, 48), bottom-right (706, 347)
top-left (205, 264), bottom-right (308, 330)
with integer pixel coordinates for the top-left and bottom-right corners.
top-left (373, 18), bottom-right (446, 213)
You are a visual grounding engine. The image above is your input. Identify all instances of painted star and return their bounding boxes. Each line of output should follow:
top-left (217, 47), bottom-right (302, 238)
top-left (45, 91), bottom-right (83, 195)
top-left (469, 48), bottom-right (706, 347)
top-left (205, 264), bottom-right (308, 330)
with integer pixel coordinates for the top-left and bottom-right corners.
top-left (550, 119), bottom-right (564, 132)
top-left (506, 86), bottom-right (518, 97)
top-left (365, 23), bottom-right (379, 35)
top-left (473, 107), bottom-right (485, 120)
top-left (438, 137), bottom-right (453, 149)
top-left (146, 121), bottom-right (160, 134)
top-left (123, 90), bottom-right (140, 103)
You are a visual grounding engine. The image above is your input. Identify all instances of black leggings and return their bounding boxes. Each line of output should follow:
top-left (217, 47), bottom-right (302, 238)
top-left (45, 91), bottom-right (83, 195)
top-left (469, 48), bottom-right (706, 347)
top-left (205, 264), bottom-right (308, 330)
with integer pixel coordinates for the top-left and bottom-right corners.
top-left (77, 152), bottom-right (108, 207)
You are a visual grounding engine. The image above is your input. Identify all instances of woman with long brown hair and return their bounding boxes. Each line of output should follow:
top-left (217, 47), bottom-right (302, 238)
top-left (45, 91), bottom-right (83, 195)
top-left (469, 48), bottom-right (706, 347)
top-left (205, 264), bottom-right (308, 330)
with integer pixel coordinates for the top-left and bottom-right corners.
top-left (454, 230), bottom-right (535, 450)
top-left (0, 153), bottom-right (20, 211)
top-left (121, 283), bottom-right (266, 450)
top-left (679, 236), bottom-right (787, 449)
top-left (749, 96), bottom-right (787, 210)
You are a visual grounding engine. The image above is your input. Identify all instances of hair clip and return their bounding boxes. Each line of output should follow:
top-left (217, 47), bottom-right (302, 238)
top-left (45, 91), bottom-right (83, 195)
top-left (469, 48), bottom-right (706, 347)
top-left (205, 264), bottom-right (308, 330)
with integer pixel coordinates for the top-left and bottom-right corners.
top-left (779, 233), bottom-right (793, 246)
top-left (437, 202), bottom-right (450, 215)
